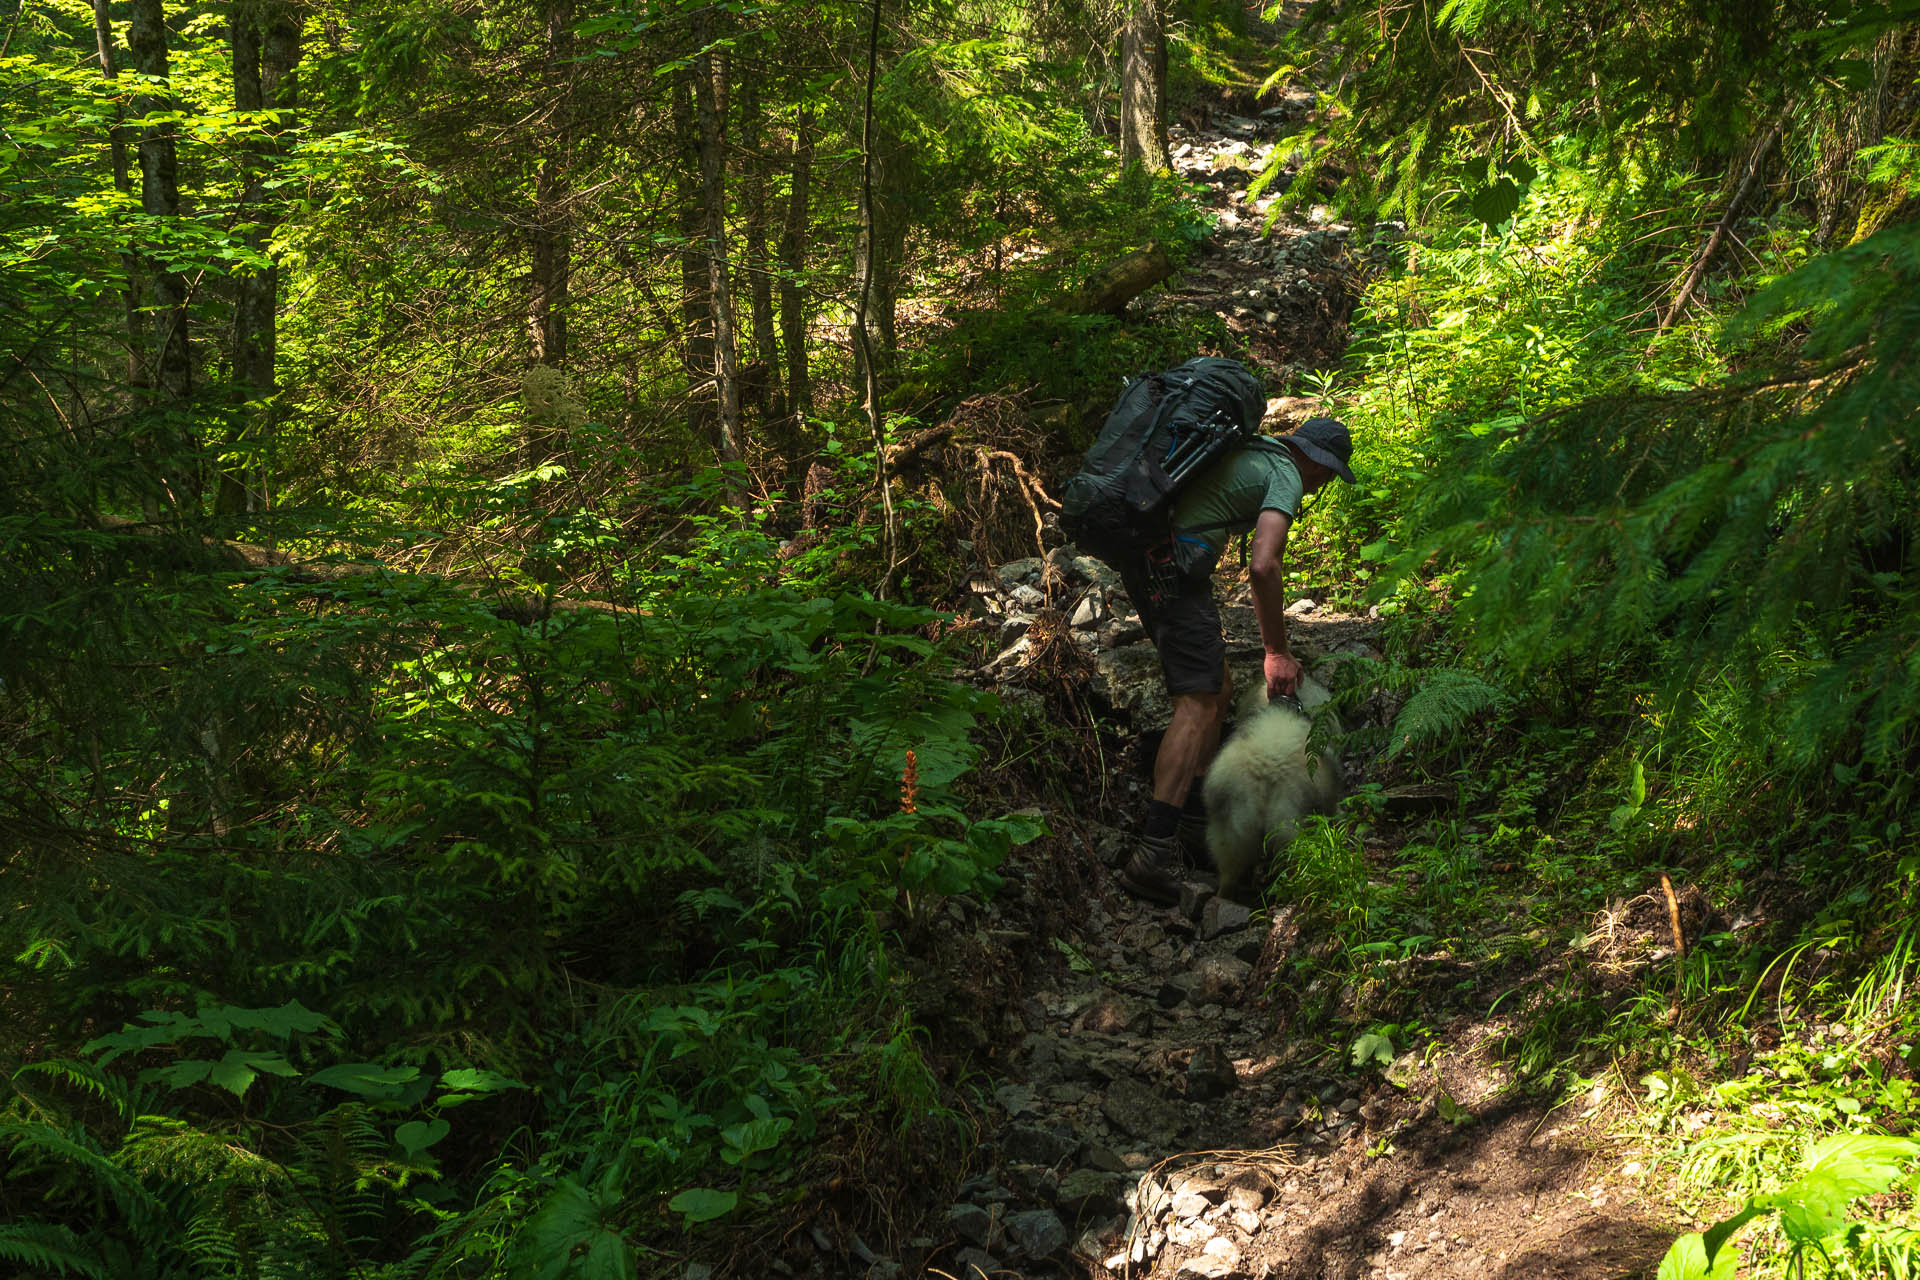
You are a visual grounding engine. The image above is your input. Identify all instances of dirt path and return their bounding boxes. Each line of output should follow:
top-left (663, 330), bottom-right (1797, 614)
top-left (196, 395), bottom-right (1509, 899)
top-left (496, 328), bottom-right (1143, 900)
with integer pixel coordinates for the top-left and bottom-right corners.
top-left (867, 85), bottom-right (1680, 1280)
top-left (888, 594), bottom-right (1679, 1280)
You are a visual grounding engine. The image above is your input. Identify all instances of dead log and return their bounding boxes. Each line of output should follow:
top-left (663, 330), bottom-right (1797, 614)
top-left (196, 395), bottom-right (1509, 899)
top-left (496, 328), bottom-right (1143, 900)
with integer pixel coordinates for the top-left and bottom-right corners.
top-left (1066, 242), bottom-right (1174, 315)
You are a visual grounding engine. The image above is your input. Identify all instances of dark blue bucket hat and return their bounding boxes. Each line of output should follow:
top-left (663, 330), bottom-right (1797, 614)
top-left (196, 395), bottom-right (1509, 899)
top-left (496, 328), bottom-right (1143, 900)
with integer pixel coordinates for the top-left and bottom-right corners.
top-left (1285, 416), bottom-right (1355, 483)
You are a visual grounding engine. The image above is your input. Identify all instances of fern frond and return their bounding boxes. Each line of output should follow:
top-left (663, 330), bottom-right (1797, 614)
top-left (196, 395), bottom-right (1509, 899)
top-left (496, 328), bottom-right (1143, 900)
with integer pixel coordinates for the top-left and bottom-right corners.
top-left (1384, 669), bottom-right (1512, 760)
top-left (0, 1221), bottom-right (109, 1279)
top-left (0, 1119), bottom-right (164, 1233)
top-left (10, 1059), bottom-right (136, 1127)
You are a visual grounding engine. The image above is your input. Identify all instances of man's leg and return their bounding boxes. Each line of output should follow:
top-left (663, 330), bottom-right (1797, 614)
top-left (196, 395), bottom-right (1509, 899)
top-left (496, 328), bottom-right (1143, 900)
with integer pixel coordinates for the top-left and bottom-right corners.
top-left (1123, 687), bottom-right (1227, 905)
top-left (1154, 686), bottom-right (1229, 806)
top-left (1171, 664), bottom-right (1232, 864)
top-left (1120, 571), bottom-right (1229, 903)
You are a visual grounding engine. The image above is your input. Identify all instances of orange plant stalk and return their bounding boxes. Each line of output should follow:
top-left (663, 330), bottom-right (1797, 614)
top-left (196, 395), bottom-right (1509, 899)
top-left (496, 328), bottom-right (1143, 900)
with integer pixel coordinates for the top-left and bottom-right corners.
top-left (900, 749), bottom-right (919, 815)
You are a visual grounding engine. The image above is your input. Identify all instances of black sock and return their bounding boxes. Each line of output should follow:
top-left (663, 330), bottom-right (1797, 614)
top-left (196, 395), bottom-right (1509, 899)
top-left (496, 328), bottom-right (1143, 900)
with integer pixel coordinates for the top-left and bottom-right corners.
top-left (1145, 800), bottom-right (1181, 839)
top-left (1180, 785), bottom-right (1207, 820)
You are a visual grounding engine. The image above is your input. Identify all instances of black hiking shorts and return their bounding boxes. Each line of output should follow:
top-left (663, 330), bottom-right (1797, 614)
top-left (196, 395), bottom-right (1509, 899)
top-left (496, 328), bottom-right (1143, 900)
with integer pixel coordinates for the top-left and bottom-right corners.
top-left (1118, 539), bottom-right (1226, 697)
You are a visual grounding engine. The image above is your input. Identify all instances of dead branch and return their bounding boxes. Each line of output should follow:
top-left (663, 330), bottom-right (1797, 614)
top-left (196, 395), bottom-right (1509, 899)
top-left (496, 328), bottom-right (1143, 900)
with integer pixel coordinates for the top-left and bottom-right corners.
top-left (1648, 114), bottom-right (1786, 350)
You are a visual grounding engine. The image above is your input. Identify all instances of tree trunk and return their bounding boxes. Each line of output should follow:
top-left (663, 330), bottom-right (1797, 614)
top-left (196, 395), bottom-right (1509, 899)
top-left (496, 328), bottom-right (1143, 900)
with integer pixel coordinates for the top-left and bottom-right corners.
top-left (674, 73), bottom-right (714, 446)
top-left (127, 0), bottom-right (195, 512)
top-left (779, 108), bottom-right (814, 423)
top-left (693, 14), bottom-right (743, 467)
top-left (739, 77), bottom-right (781, 421)
top-left (852, 134), bottom-right (905, 391)
top-left (529, 0), bottom-right (572, 369)
top-left (90, 0), bottom-right (149, 400)
top-left (1119, 0), bottom-right (1170, 173)
top-left (223, 0), bottom-right (300, 516)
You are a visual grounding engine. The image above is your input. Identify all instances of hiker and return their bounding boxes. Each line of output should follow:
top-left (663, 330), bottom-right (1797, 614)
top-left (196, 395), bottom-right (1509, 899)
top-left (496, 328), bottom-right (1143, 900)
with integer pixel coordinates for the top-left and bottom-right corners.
top-left (1112, 415), bottom-right (1355, 905)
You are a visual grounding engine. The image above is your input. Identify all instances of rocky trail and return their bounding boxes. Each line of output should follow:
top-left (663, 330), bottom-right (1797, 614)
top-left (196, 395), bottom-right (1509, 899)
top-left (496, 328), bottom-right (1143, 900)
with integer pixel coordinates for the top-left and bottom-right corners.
top-left (808, 90), bottom-right (1684, 1280)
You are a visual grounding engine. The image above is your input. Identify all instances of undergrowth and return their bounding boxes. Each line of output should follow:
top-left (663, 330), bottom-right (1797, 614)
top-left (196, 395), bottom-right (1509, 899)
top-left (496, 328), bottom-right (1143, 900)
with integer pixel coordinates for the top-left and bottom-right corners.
top-left (1259, 128), bottom-right (1920, 1277)
top-left (0, 465), bottom-right (1040, 1275)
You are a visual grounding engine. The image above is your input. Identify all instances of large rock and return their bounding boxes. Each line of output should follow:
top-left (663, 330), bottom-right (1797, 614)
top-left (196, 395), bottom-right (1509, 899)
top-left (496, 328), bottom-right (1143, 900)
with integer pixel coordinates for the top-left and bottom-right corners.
top-left (947, 1203), bottom-right (996, 1247)
top-left (1056, 1168), bottom-right (1133, 1220)
top-left (1005, 1209), bottom-right (1071, 1259)
top-left (997, 558), bottom-right (1043, 587)
top-left (1186, 1043), bottom-right (1238, 1100)
top-left (1191, 955), bottom-right (1253, 1005)
top-left (1100, 1077), bottom-right (1186, 1146)
top-left (1001, 1122), bottom-right (1078, 1167)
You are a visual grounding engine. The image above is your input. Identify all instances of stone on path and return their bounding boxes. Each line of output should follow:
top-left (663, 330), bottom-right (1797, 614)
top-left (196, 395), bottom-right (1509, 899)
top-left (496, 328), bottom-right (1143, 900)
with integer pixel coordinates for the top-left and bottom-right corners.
top-left (1191, 955), bottom-right (1253, 1005)
top-left (951, 1247), bottom-right (998, 1280)
top-left (1004, 1208), bottom-right (1070, 1258)
top-left (1100, 1076), bottom-right (1186, 1146)
top-left (1001, 1122), bottom-right (1077, 1166)
top-left (1056, 1168), bottom-right (1132, 1219)
top-left (1199, 897), bottom-right (1254, 941)
top-left (1175, 1235), bottom-right (1246, 1278)
top-left (947, 1202), bottom-right (995, 1247)
top-left (1187, 1043), bottom-right (1238, 1100)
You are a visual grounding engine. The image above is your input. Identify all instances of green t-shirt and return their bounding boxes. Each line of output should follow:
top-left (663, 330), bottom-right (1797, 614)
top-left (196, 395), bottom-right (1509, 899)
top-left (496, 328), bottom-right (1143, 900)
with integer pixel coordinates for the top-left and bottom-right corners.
top-left (1171, 441), bottom-right (1303, 552)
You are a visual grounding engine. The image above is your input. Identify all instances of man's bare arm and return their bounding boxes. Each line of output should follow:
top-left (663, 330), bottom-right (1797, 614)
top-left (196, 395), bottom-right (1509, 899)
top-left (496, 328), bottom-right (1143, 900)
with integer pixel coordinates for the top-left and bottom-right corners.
top-left (1248, 508), bottom-right (1301, 697)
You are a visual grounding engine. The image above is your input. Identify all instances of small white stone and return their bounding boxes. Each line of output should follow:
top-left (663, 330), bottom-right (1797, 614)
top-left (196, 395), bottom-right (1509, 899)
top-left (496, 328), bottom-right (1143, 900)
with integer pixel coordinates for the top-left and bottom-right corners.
top-left (1203, 1236), bottom-right (1242, 1263)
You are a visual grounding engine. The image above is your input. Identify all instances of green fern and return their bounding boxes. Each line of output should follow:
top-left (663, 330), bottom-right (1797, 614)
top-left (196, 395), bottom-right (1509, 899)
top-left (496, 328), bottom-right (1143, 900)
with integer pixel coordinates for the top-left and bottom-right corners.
top-left (0, 1223), bottom-right (108, 1280)
top-left (1384, 668), bottom-right (1513, 760)
top-left (0, 1118), bottom-right (164, 1236)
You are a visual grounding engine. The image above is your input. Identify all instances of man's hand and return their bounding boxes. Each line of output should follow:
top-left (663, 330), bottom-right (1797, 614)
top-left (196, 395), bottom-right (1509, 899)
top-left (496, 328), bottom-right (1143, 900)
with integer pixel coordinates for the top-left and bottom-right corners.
top-left (1264, 650), bottom-right (1302, 699)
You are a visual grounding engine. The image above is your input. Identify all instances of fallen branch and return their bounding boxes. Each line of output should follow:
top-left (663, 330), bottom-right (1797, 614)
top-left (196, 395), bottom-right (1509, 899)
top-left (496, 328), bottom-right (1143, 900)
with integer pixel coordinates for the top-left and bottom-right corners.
top-left (1648, 115), bottom-right (1785, 349)
top-left (883, 423), bottom-right (953, 466)
top-left (1660, 874), bottom-right (1686, 958)
top-left (1065, 242), bottom-right (1174, 315)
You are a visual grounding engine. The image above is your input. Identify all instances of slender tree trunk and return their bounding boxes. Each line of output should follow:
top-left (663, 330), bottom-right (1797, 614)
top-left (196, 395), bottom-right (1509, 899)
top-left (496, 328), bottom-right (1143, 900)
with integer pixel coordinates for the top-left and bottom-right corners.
top-left (1119, 0), bottom-right (1170, 173)
top-left (529, 0), bottom-right (572, 369)
top-left (739, 77), bottom-right (781, 421)
top-left (852, 133), bottom-right (904, 390)
top-left (223, 0), bottom-right (300, 515)
top-left (127, 0), bottom-right (195, 512)
top-left (90, 0), bottom-right (149, 400)
top-left (674, 73), bottom-right (714, 446)
top-left (692, 16), bottom-right (743, 466)
top-left (779, 108), bottom-right (814, 423)
top-left (854, 0), bottom-right (897, 591)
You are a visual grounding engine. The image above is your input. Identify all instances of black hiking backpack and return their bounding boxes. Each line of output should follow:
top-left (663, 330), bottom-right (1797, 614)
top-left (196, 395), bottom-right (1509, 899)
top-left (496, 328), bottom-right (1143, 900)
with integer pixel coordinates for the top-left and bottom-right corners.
top-left (1060, 357), bottom-right (1267, 566)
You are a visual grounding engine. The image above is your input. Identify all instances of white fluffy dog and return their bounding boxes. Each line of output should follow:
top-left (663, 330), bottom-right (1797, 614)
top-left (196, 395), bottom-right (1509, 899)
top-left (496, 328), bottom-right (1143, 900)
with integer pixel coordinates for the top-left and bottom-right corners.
top-left (1203, 676), bottom-right (1343, 903)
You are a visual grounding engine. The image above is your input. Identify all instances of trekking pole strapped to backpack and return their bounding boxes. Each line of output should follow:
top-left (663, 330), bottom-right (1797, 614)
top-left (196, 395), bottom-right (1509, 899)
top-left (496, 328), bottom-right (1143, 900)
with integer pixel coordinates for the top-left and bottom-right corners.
top-left (1059, 357), bottom-right (1267, 567)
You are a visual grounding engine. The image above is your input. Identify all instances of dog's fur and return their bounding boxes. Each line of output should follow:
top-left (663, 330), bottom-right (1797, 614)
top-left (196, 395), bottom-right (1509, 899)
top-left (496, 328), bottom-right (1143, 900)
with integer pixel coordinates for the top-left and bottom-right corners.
top-left (1203, 677), bottom-right (1343, 903)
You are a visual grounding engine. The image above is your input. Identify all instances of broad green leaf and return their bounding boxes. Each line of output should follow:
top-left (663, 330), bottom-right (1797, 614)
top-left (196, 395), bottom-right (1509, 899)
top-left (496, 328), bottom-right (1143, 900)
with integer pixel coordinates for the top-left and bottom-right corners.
top-left (310, 1062), bottom-right (421, 1098)
top-left (202, 1049), bottom-right (298, 1097)
top-left (218, 1001), bottom-right (330, 1039)
top-left (1700, 1204), bottom-right (1763, 1267)
top-left (1761, 1135), bottom-right (1920, 1242)
top-left (516, 1180), bottom-right (634, 1280)
top-left (1435, 1089), bottom-right (1473, 1125)
top-left (395, 1118), bottom-right (450, 1157)
top-left (1657, 1232), bottom-right (1739, 1280)
top-left (1501, 155), bottom-right (1538, 185)
top-left (436, 1067), bottom-right (527, 1106)
top-left (1468, 177), bottom-right (1522, 229)
top-left (1351, 1032), bottom-right (1395, 1068)
top-left (149, 1059), bottom-right (214, 1089)
top-left (668, 1187), bottom-right (737, 1225)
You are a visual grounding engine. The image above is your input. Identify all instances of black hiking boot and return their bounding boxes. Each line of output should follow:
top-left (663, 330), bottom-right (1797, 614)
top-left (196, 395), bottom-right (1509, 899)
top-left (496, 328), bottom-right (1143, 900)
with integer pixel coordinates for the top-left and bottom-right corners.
top-left (1175, 814), bottom-right (1213, 870)
top-left (1119, 833), bottom-right (1184, 906)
